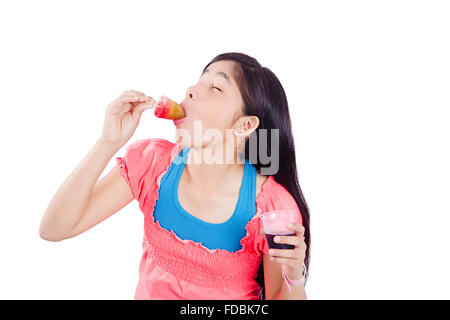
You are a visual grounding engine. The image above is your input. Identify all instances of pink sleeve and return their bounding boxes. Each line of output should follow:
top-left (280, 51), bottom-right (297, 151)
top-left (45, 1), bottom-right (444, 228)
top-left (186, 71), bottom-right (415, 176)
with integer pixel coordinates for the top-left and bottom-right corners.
top-left (253, 187), bottom-right (304, 256)
top-left (115, 138), bottom-right (167, 203)
top-left (253, 216), bottom-right (270, 255)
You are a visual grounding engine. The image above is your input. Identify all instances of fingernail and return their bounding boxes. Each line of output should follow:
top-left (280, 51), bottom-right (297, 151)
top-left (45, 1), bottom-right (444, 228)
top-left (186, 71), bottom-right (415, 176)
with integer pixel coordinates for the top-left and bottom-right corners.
top-left (274, 237), bottom-right (279, 242)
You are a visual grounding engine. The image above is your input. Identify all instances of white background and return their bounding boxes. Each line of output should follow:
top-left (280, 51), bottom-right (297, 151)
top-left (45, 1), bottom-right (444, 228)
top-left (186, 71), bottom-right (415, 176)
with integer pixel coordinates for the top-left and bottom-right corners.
top-left (0, 0), bottom-right (449, 299)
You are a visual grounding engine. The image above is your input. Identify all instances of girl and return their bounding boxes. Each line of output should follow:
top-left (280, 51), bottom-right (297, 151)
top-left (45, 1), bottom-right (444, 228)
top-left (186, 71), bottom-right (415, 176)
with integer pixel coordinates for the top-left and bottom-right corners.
top-left (39, 52), bottom-right (310, 300)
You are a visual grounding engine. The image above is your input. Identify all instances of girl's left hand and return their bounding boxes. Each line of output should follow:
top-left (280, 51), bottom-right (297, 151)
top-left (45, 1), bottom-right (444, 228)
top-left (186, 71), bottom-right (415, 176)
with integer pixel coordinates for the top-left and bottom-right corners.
top-left (260, 222), bottom-right (306, 281)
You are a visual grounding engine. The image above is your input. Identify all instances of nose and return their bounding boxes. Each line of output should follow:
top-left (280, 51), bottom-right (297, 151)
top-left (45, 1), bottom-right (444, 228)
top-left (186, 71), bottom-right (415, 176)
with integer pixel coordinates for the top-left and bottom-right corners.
top-left (185, 85), bottom-right (196, 100)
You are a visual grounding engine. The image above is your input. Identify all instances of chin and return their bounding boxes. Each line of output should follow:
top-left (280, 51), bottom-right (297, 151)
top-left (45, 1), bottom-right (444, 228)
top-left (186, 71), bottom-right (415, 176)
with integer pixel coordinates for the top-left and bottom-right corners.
top-left (175, 129), bottom-right (192, 147)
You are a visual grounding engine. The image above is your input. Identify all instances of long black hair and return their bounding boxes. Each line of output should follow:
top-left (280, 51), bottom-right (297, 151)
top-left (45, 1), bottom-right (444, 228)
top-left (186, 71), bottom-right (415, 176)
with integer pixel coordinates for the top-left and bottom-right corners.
top-left (202, 53), bottom-right (311, 299)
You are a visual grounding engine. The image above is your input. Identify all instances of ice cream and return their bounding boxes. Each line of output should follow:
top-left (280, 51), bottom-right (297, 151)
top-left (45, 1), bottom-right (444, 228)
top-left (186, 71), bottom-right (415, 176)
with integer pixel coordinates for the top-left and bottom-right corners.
top-left (154, 95), bottom-right (186, 120)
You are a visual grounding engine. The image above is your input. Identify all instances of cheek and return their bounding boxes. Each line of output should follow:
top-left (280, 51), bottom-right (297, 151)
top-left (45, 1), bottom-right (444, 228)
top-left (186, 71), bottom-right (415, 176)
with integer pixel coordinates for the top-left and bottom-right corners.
top-left (197, 106), bottom-right (234, 129)
top-left (179, 104), bottom-right (236, 141)
top-left (175, 121), bottom-right (228, 147)
top-left (205, 114), bottom-right (235, 137)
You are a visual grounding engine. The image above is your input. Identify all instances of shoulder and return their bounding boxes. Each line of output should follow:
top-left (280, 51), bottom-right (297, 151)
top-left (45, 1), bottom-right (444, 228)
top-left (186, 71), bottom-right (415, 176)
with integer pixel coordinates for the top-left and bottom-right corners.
top-left (118, 138), bottom-right (180, 202)
top-left (125, 138), bottom-right (176, 157)
top-left (121, 137), bottom-right (180, 179)
top-left (255, 173), bottom-right (268, 199)
top-left (123, 138), bottom-right (181, 165)
top-left (258, 175), bottom-right (294, 203)
top-left (257, 175), bottom-right (303, 224)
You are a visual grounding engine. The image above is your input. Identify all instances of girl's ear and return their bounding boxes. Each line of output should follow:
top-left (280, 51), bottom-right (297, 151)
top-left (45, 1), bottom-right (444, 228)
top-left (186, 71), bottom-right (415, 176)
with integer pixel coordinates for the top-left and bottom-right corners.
top-left (242, 115), bottom-right (260, 134)
top-left (232, 114), bottom-right (259, 134)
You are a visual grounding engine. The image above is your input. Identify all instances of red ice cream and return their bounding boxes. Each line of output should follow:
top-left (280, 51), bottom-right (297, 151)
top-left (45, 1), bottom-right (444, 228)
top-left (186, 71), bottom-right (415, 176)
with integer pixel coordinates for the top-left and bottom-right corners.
top-left (154, 95), bottom-right (186, 120)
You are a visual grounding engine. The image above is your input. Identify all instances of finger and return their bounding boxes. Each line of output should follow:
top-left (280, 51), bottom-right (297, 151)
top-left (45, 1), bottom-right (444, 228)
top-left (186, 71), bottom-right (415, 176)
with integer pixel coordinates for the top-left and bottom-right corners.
top-left (287, 222), bottom-right (305, 235)
top-left (115, 96), bottom-right (150, 107)
top-left (135, 102), bottom-right (155, 112)
top-left (269, 257), bottom-right (302, 269)
top-left (110, 99), bottom-right (150, 116)
top-left (129, 89), bottom-right (148, 98)
top-left (120, 91), bottom-right (134, 98)
top-left (120, 90), bottom-right (147, 99)
top-left (269, 248), bottom-right (298, 259)
top-left (109, 102), bottom-right (132, 115)
top-left (133, 91), bottom-right (154, 103)
top-left (146, 96), bottom-right (157, 104)
top-left (119, 91), bottom-right (152, 103)
top-left (273, 234), bottom-right (301, 247)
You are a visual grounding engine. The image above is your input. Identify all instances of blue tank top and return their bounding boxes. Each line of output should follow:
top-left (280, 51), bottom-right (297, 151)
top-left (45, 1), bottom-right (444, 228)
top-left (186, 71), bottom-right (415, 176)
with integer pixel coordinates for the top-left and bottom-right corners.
top-left (153, 147), bottom-right (257, 252)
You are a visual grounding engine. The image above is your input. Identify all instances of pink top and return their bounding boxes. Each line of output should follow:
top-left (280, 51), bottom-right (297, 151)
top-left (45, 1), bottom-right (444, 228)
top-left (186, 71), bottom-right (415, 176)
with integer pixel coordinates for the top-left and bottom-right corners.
top-left (116, 138), bottom-right (303, 300)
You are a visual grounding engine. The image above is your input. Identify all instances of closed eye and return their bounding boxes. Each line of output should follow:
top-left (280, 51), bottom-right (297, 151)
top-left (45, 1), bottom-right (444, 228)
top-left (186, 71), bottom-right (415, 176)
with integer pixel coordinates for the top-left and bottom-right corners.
top-left (213, 86), bottom-right (222, 92)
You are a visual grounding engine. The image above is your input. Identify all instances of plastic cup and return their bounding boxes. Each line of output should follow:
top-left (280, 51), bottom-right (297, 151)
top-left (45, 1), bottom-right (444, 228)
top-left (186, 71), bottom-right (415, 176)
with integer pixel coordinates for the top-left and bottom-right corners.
top-left (260, 210), bottom-right (299, 250)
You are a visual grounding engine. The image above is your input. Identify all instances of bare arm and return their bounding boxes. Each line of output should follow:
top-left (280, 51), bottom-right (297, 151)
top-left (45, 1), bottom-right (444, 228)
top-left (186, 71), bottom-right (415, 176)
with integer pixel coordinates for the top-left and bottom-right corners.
top-left (263, 253), bottom-right (307, 300)
top-left (39, 90), bottom-right (155, 241)
top-left (39, 139), bottom-right (130, 241)
top-left (65, 164), bottom-right (134, 239)
top-left (259, 228), bottom-right (307, 300)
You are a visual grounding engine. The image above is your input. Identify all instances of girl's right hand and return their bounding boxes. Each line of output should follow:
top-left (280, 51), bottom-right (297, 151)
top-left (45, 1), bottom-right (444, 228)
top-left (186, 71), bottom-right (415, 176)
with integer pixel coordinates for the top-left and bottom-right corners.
top-left (100, 90), bottom-right (156, 148)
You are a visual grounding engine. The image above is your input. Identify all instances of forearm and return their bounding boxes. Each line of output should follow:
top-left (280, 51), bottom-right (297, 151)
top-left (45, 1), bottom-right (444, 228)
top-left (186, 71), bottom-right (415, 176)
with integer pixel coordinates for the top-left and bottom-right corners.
top-left (39, 138), bottom-right (120, 241)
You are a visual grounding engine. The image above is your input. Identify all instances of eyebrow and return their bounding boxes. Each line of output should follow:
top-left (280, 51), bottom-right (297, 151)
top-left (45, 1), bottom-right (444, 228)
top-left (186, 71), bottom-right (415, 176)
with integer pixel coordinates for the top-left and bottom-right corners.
top-left (200, 68), bottom-right (231, 84)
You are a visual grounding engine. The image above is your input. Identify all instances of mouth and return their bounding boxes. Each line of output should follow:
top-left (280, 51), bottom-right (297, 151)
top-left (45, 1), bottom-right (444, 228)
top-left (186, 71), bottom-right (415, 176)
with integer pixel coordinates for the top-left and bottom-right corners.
top-left (173, 102), bottom-right (188, 126)
top-left (173, 117), bottom-right (186, 126)
top-left (180, 102), bottom-right (188, 115)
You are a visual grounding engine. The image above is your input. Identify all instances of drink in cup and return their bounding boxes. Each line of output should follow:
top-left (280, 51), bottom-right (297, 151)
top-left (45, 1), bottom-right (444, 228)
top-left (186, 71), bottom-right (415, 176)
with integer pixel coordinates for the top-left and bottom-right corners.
top-left (260, 210), bottom-right (299, 250)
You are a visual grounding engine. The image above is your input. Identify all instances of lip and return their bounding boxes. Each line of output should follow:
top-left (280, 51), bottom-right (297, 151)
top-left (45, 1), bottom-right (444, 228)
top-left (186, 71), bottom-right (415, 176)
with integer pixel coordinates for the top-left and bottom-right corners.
top-left (173, 117), bottom-right (186, 126)
top-left (173, 102), bottom-right (188, 126)
top-left (180, 102), bottom-right (188, 115)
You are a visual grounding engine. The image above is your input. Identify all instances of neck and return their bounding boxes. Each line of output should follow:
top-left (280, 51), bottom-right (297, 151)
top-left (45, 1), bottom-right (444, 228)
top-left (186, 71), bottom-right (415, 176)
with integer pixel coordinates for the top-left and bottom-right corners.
top-left (184, 141), bottom-right (245, 192)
